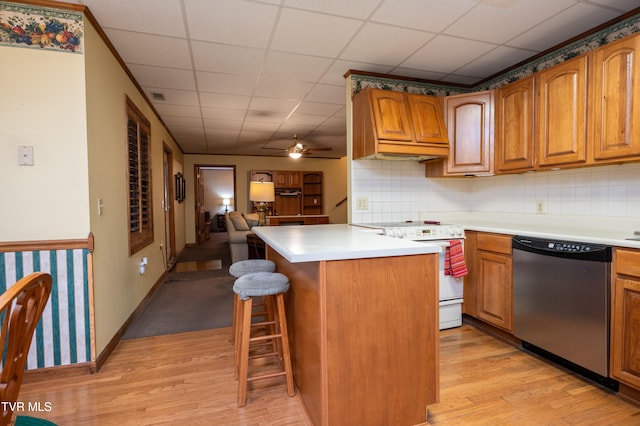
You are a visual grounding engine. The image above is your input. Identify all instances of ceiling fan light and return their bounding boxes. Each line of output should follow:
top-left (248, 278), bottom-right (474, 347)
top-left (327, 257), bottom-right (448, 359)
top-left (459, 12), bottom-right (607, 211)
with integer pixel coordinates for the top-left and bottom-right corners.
top-left (289, 151), bottom-right (302, 159)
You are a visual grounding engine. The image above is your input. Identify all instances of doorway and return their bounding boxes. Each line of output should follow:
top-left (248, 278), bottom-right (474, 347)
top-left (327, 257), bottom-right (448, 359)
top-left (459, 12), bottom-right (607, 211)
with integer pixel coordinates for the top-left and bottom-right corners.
top-left (163, 144), bottom-right (177, 269)
top-left (194, 165), bottom-right (236, 245)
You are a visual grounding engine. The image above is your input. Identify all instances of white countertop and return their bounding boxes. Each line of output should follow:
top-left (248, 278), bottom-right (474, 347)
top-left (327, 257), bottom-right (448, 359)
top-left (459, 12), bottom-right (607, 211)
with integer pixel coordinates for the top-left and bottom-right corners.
top-left (252, 224), bottom-right (441, 263)
top-left (378, 212), bottom-right (640, 249)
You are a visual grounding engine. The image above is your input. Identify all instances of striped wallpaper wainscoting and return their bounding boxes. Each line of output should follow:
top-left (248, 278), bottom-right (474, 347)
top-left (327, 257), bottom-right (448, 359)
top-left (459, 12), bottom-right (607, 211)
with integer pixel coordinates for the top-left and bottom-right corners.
top-left (0, 239), bottom-right (94, 370)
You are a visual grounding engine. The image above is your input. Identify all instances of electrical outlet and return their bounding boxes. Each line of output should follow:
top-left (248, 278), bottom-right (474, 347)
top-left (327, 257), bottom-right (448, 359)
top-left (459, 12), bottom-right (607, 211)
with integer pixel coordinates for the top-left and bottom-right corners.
top-left (536, 201), bottom-right (546, 214)
top-left (356, 197), bottom-right (368, 210)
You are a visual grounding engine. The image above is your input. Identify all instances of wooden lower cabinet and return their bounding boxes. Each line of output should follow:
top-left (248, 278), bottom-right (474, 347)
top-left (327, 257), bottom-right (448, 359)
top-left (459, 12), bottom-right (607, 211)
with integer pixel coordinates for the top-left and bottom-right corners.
top-left (465, 231), bottom-right (513, 332)
top-left (611, 248), bottom-right (640, 390)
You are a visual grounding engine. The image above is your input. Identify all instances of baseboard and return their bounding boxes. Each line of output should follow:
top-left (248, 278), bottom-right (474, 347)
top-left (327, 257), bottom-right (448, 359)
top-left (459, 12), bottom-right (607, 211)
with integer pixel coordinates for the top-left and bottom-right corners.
top-left (23, 362), bottom-right (96, 384)
top-left (95, 271), bottom-right (167, 371)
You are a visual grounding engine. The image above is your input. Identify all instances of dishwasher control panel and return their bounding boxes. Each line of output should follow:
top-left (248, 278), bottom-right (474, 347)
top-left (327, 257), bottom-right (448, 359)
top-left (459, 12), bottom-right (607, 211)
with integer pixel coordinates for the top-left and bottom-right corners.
top-left (547, 242), bottom-right (593, 252)
top-left (513, 236), bottom-right (612, 262)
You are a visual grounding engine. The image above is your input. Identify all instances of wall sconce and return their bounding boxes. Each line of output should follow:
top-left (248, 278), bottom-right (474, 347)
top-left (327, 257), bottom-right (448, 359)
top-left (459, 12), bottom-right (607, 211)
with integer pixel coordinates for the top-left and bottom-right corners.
top-left (223, 198), bottom-right (230, 212)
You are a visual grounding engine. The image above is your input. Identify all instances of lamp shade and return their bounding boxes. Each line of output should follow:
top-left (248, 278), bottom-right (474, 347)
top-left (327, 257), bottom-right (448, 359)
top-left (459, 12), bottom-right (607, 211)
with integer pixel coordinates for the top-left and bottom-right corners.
top-left (249, 181), bottom-right (275, 202)
top-left (223, 198), bottom-right (230, 206)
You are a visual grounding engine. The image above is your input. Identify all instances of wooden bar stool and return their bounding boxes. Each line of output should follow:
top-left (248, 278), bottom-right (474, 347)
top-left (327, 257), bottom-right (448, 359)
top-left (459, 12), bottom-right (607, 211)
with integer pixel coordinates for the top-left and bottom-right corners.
top-left (233, 271), bottom-right (295, 407)
top-left (229, 259), bottom-right (276, 353)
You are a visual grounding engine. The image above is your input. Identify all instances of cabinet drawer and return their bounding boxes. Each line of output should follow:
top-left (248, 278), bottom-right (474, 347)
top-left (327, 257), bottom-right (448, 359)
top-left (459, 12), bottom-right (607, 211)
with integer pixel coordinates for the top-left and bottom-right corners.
top-left (615, 248), bottom-right (640, 278)
top-left (477, 233), bottom-right (512, 255)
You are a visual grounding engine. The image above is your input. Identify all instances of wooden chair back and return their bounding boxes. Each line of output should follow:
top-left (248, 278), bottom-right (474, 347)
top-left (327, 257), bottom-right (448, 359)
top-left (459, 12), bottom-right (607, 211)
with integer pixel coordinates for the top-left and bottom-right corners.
top-left (0, 273), bottom-right (52, 426)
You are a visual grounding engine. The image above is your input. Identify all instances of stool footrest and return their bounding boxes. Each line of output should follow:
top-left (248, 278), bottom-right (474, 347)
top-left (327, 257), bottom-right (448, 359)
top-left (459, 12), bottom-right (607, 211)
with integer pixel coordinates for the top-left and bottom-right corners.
top-left (247, 370), bottom-right (287, 382)
top-left (249, 351), bottom-right (279, 360)
top-left (250, 332), bottom-right (281, 343)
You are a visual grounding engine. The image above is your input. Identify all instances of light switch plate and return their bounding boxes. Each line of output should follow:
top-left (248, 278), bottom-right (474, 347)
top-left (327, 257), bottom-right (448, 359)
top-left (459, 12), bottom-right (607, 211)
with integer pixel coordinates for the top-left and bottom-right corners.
top-left (18, 145), bottom-right (34, 166)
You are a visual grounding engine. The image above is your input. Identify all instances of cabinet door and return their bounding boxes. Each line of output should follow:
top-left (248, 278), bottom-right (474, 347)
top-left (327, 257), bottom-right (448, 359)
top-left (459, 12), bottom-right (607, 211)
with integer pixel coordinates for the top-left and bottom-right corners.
top-left (274, 171), bottom-right (288, 187)
top-left (591, 35), bottom-right (640, 161)
top-left (611, 276), bottom-right (640, 389)
top-left (370, 90), bottom-right (414, 141)
top-left (477, 250), bottom-right (513, 332)
top-left (611, 248), bottom-right (640, 390)
top-left (288, 171), bottom-right (302, 188)
top-left (407, 94), bottom-right (448, 145)
top-left (445, 91), bottom-right (494, 175)
top-left (536, 55), bottom-right (587, 167)
top-left (496, 76), bottom-right (535, 172)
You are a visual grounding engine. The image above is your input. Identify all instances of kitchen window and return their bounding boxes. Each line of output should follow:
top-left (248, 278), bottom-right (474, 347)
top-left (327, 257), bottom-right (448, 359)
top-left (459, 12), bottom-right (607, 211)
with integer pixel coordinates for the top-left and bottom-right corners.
top-left (126, 97), bottom-right (153, 255)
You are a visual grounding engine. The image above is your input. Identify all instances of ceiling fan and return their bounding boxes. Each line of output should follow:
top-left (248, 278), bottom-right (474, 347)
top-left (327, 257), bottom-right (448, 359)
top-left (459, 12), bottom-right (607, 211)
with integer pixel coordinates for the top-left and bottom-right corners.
top-left (269, 134), bottom-right (332, 158)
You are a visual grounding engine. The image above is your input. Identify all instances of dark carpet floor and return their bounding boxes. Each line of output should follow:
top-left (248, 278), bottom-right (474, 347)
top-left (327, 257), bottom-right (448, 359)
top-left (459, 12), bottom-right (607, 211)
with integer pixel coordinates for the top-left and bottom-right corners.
top-left (123, 232), bottom-right (234, 339)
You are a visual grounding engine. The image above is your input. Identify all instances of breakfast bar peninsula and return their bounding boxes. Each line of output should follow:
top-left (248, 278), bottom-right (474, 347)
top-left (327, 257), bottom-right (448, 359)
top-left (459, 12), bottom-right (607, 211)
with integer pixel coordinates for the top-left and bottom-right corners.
top-left (251, 224), bottom-right (441, 426)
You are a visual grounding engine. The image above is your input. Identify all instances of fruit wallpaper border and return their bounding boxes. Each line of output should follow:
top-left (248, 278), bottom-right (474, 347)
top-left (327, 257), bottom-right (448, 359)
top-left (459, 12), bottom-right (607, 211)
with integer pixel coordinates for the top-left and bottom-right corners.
top-left (0, 1), bottom-right (83, 54)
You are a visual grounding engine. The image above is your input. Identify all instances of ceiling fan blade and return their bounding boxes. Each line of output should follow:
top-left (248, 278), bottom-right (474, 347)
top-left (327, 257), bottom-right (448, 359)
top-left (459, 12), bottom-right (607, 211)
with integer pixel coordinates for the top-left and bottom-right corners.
top-left (306, 147), bottom-right (332, 152)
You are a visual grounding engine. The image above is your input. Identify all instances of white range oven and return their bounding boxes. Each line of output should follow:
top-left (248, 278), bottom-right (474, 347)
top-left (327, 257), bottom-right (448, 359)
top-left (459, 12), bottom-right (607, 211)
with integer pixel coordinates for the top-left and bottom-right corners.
top-left (355, 221), bottom-right (465, 330)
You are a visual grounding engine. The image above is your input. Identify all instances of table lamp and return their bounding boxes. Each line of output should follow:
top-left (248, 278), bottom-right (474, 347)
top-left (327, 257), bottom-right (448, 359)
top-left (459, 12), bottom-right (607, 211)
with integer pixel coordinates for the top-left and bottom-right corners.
top-left (223, 198), bottom-right (230, 212)
top-left (249, 181), bottom-right (275, 226)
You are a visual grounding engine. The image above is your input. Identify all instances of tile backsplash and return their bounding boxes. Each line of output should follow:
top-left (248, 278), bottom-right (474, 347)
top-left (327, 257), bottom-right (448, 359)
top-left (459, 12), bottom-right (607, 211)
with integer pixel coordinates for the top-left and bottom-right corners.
top-left (350, 160), bottom-right (640, 224)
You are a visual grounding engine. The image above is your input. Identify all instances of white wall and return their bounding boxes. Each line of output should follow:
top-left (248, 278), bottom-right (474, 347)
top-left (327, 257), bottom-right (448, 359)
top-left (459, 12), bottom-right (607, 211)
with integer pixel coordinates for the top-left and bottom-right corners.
top-left (0, 46), bottom-right (89, 241)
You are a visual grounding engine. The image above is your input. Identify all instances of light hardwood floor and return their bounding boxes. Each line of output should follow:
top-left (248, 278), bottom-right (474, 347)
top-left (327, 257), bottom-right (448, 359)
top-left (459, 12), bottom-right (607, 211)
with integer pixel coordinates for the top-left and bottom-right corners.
top-left (19, 325), bottom-right (640, 425)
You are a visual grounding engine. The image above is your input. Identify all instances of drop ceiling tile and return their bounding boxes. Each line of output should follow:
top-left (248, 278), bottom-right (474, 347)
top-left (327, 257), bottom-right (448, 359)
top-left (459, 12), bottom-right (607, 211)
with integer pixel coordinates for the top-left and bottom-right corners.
top-left (340, 23), bottom-right (435, 66)
top-left (283, 0), bottom-right (381, 19)
top-left (249, 97), bottom-right (300, 114)
top-left (588, 0), bottom-right (640, 11)
top-left (196, 72), bottom-right (257, 96)
top-left (401, 35), bottom-right (497, 74)
top-left (304, 84), bottom-right (345, 104)
top-left (104, 30), bottom-right (191, 68)
top-left (261, 51), bottom-right (334, 82)
top-left (205, 127), bottom-right (241, 140)
top-left (184, 0), bottom-right (279, 48)
top-left (191, 41), bottom-right (265, 76)
top-left (81, 0), bottom-right (186, 36)
top-left (286, 113), bottom-right (328, 127)
top-left (320, 60), bottom-right (394, 86)
top-left (162, 116), bottom-right (204, 127)
top-left (128, 64), bottom-right (196, 90)
top-left (201, 107), bottom-right (247, 121)
top-left (295, 101), bottom-right (343, 116)
top-left (370, 0), bottom-right (476, 32)
top-left (153, 104), bottom-right (202, 117)
top-left (143, 87), bottom-right (200, 106)
top-left (455, 46), bottom-right (536, 77)
top-left (199, 93), bottom-right (251, 109)
top-left (507, 3), bottom-right (623, 50)
top-left (253, 78), bottom-right (314, 99)
top-left (246, 109), bottom-right (289, 122)
top-left (241, 120), bottom-right (282, 132)
top-left (202, 118), bottom-right (243, 131)
top-left (270, 8), bottom-right (361, 57)
top-left (444, 0), bottom-right (575, 44)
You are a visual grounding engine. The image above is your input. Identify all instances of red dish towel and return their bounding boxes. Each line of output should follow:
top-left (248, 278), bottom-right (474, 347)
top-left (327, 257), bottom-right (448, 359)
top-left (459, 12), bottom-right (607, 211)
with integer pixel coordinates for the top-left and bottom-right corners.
top-left (445, 240), bottom-right (467, 278)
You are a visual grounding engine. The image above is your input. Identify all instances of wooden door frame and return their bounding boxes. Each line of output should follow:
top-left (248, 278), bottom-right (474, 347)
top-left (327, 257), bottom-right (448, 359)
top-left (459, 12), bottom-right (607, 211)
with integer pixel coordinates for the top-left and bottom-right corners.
top-left (163, 144), bottom-right (177, 269)
top-left (194, 164), bottom-right (237, 245)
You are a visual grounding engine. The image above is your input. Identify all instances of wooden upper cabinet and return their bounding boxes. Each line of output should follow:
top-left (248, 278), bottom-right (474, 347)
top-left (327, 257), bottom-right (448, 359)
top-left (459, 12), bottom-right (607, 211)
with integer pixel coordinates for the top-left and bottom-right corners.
top-left (590, 34), bottom-right (640, 162)
top-left (275, 171), bottom-right (301, 188)
top-left (369, 90), bottom-right (414, 141)
top-left (407, 94), bottom-right (449, 145)
top-left (496, 76), bottom-right (535, 172)
top-left (444, 91), bottom-right (494, 175)
top-left (535, 55), bottom-right (588, 167)
top-left (352, 88), bottom-right (449, 159)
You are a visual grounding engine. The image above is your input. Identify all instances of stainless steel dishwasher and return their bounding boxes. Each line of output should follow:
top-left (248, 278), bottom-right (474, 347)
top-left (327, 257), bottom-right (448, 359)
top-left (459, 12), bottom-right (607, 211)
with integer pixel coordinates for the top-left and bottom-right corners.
top-left (512, 236), bottom-right (617, 390)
